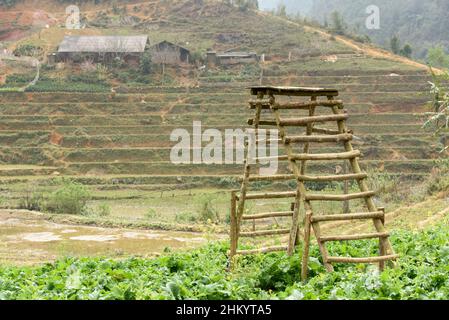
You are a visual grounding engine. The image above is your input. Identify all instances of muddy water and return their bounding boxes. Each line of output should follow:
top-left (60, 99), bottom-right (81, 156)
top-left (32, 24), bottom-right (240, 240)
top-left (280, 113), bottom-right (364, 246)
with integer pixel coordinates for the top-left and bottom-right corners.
top-left (0, 211), bottom-right (207, 266)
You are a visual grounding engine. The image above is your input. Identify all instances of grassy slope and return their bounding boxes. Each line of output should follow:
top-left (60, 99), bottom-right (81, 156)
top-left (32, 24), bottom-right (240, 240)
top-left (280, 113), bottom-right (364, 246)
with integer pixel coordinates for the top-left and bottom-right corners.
top-left (0, 0), bottom-right (445, 231)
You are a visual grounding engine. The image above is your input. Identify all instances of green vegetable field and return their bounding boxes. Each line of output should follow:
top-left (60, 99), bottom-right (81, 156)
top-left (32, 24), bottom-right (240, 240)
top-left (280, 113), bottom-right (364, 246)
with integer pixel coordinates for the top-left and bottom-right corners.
top-left (1, 221), bottom-right (448, 300)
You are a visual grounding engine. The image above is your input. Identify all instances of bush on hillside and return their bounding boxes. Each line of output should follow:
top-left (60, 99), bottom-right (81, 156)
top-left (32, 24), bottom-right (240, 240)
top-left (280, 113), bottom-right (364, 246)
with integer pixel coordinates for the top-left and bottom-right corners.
top-left (43, 179), bottom-right (92, 215)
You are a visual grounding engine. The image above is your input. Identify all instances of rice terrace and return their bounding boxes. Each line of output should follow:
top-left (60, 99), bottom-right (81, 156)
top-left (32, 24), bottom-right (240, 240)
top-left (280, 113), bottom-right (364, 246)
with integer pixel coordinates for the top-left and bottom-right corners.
top-left (0, 0), bottom-right (448, 302)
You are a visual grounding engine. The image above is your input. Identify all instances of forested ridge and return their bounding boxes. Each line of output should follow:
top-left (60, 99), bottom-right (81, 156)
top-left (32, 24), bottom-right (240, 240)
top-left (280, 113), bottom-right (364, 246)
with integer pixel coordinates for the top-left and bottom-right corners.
top-left (306, 0), bottom-right (449, 60)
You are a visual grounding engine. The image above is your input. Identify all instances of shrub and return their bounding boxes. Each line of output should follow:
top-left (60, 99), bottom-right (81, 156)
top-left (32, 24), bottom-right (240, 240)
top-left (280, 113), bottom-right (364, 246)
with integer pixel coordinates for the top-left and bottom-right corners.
top-left (175, 211), bottom-right (198, 223)
top-left (140, 52), bottom-right (152, 75)
top-left (44, 180), bottom-right (91, 215)
top-left (196, 195), bottom-right (220, 223)
top-left (18, 189), bottom-right (43, 211)
top-left (94, 203), bottom-right (111, 217)
top-left (13, 44), bottom-right (43, 58)
top-left (144, 208), bottom-right (160, 219)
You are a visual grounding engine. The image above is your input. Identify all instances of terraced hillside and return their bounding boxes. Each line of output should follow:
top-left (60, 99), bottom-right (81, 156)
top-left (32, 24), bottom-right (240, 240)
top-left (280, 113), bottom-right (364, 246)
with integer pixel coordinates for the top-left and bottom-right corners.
top-left (0, 0), bottom-right (442, 219)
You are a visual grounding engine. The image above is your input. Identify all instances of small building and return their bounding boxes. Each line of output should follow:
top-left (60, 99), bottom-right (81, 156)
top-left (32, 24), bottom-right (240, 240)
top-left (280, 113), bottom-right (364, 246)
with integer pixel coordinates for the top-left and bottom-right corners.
top-left (150, 41), bottom-right (191, 65)
top-left (56, 35), bottom-right (149, 64)
top-left (207, 51), bottom-right (258, 67)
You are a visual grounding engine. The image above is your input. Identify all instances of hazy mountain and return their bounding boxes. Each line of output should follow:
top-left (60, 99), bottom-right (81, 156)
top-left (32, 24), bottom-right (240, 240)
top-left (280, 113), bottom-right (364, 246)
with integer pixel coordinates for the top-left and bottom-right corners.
top-left (279, 0), bottom-right (449, 59)
top-left (258, 0), bottom-right (313, 14)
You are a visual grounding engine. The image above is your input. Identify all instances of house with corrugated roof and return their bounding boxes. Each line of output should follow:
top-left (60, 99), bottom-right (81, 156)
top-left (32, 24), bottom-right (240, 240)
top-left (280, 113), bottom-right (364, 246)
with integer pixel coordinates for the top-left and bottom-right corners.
top-left (206, 50), bottom-right (258, 66)
top-left (150, 40), bottom-right (191, 65)
top-left (55, 35), bottom-right (149, 64)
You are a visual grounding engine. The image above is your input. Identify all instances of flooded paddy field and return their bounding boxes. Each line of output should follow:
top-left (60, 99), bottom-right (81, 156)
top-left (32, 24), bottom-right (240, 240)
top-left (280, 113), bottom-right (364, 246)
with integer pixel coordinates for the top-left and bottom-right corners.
top-left (0, 210), bottom-right (208, 266)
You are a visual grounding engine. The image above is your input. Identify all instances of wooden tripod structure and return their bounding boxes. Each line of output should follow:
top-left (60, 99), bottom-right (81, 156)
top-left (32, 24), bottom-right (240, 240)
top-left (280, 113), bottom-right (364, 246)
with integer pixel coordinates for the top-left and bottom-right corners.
top-left (229, 86), bottom-right (398, 280)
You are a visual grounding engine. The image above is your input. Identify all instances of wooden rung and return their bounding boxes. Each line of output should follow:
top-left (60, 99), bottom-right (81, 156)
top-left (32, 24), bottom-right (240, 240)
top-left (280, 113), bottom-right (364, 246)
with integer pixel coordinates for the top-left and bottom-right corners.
top-left (306, 191), bottom-right (376, 201)
top-left (240, 228), bottom-right (291, 237)
top-left (245, 173), bottom-right (367, 182)
top-left (248, 100), bottom-right (271, 109)
top-left (319, 232), bottom-right (390, 242)
top-left (290, 150), bottom-right (360, 161)
top-left (252, 155), bottom-right (289, 161)
top-left (237, 245), bottom-right (288, 255)
top-left (299, 173), bottom-right (367, 182)
top-left (255, 138), bottom-right (283, 144)
top-left (242, 211), bottom-right (294, 220)
top-left (285, 133), bottom-right (353, 143)
top-left (246, 174), bottom-right (296, 182)
top-left (313, 127), bottom-right (351, 135)
top-left (255, 150), bottom-right (360, 162)
top-left (272, 100), bottom-right (344, 110)
top-left (238, 191), bottom-right (296, 200)
top-left (248, 119), bottom-right (281, 126)
top-left (279, 114), bottom-right (348, 126)
top-left (326, 254), bottom-right (399, 264)
top-left (311, 211), bottom-right (385, 223)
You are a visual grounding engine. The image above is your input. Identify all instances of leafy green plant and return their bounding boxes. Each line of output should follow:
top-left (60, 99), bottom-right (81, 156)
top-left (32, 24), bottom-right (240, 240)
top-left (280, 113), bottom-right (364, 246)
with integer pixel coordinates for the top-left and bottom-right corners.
top-left (2, 223), bottom-right (449, 300)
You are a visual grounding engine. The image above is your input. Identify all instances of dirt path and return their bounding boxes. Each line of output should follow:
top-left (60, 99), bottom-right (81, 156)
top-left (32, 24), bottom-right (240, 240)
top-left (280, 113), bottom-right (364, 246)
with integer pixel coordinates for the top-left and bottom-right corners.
top-left (259, 12), bottom-right (443, 75)
top-left (321, 196), bottom-right (449, 236)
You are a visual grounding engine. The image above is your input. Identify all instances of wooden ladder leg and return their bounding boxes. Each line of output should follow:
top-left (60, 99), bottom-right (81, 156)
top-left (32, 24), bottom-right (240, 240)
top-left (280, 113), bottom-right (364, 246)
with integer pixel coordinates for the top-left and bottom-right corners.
top-left (229, 191), bottom-right (238, 270)
top-left (301, 210), bottom-right (312, 281)
top-left (288, 191), bottom-right (301, 255)
top-left (312, 219), bottom-right (334, 272)
top-left (329, 97), bottom-right (397, 268)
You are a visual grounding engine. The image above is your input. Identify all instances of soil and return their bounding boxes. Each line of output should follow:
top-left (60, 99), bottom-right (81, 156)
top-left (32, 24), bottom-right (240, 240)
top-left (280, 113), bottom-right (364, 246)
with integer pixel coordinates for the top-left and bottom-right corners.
top-left (0, 209), bottom-right (208, 266)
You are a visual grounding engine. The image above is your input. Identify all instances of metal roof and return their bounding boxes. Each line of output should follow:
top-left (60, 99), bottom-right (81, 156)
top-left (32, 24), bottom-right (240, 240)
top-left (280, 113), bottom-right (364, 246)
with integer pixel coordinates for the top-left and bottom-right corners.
top-left (57, 35), bottom-right (149, 53)
top-left (217, 52), bottom-right (257, 58)
top-left (151, 40), bottom-right (190, 52)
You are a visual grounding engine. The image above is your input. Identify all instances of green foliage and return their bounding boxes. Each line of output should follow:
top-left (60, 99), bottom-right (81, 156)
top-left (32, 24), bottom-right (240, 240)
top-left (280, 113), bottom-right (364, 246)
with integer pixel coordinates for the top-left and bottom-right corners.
top-left (329, 11), bottom-right (346, 35)
top-left (308, 0), bottom-right (449, 59)
top-left (43, 179), bottom-right (92, 215)
top-left (144, 208), bottom-right (160, 220)
top-left (174, 211), bottom-right (198, 224)
top-left (390, 36), bottom-right (400, 55)
top-left (13, 44), bottom-right (43, 58)
top-left (26, 81), bottom-right (109, 93)
top-left (400, 44), bottom-right (413, 58)
top-left (235, 0), bottom-right (258, 12)
top-left (427, 46), bottom-right (449, 69)
top-left (94, 203), bottom-right (111, 217)
top-left (2, 223), bottom-right (449, 299)
top-left (139, 52), bottom-right (152, 75)
top-left (18, 189), bottom-right (44, 212)
top-left (0, 0), bottom-right (19, 7)
top-left (196, 194), bottom-right (220, 223)
top-left (425, 71), bottom-right (449, 153)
